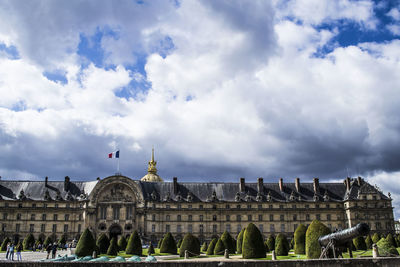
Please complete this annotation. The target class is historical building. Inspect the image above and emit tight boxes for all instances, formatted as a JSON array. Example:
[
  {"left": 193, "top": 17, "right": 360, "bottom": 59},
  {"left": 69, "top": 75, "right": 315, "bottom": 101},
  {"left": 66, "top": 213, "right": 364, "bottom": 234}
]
[{"left": 0, "top": 150, "right": 395, "bottom": 244}]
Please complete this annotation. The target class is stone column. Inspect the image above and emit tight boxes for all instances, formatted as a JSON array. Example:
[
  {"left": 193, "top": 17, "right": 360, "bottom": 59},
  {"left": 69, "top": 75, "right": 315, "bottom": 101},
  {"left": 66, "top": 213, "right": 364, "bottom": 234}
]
[
  {"left": 272, "top": 250, "right": 276, "bottom": 260},
  {"left": 224, "top": 249, "right": 229, "bottom": 259}
]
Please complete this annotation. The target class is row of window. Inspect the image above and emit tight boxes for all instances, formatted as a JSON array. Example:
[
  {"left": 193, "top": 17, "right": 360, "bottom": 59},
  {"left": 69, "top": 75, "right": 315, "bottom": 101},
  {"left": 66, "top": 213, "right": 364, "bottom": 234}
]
[
  {"left": 2, "top": 213, "right": 81, "bottom": 221},
  {"left": 2, "top": 223, "right": 82, "bottom": 234},
  {"left": 151, "top": 203, "right": 343, "bottom": 210},
  {"left": 2, "top": 203, "right": 83, "bottom": 208},
  {"left": 99, "top": 206, "right": 133, "bottom": 220},
  {"left": 152, "top": 213, "right": 339, "bottom": 222}
]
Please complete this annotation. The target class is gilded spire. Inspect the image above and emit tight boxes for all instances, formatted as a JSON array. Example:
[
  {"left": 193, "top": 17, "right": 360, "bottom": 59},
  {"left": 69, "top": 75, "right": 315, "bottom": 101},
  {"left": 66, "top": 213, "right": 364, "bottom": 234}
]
[
  {"left": 148, "top": 147, "right": 157, "bottom": 174},
  {"left": 141, "top": 146, "right": 163, "bottom": 182}
]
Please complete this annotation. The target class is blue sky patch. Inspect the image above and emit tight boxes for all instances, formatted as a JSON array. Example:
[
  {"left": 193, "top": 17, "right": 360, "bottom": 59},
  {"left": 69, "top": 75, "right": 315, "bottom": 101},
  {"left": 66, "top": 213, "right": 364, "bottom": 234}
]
[
  {"left": 43, "top": 70, "right": 68, "bottom": 85},
  {"left": 0, "top": 43, "right": 19, "bottom": 59}
]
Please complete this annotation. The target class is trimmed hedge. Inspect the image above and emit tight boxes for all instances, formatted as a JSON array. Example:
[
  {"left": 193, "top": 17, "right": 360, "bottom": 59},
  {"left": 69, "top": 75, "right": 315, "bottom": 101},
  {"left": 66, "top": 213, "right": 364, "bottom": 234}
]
[
  {"left": 148, "top": 243, "right": 155, "bottom": 255},
  {"left": 58, "top": 235, "right": 67, "bottom": 247},
  {"left": 107, "top": 237, "right": 118, "bottom": 256},
  {"left": 201, "top": 242, "right": 207, "bottom": 252},
  {"left": 158, "top": 238, "right": 163, "bottom": 248},
  {"left": 275, "top": 233, "right": 289, "bottom": 256},
  {"left": 386, "top": 233, "right": 397, "bottom": 248},
  {"left": 266, "top": 235, "right": 275, "bottom": 252},
  {"left": 75, "top": 228, "right": 97, "bottom": 257},
  {"left": 206, "top": 238, "right": 217, "bottom": 255},
  {"left": 118, "top": 235, "right": 127, "bottom": 251},
  {"left": 305, "top": 220, "right": 331, "bottom": 259},
  {"left": 372, "top": 233, "right": 380, "bottom": 244},
  {"left": 236, "top": 228, "right": 245, "bottom": 254},
  {"left": 353, "top": 236, "right": 367, "bottom": 251},
  {"left": 126, "top": 231, "right": 142, "bottom": 256},
  {"left": 221, "top": 231, "right": 236, "bottom": 254},
  {"left": 160, "top": 232, "right": 177, "bottom": 254},
  {"left": 214, "top": 238, "right": 225, "bottom": 255},
  {"left": 23, "top": 233, "right": 35, "bottom": 250},
  {"left": 1, "top": 237, "right": 11, "bottom": 251},
  {"left": 242, "top": 223, "right": 266, "bottom": 259},
  {"left": 179, "top": 233, "right": 200, "bottom": 257},
  {"left": 96, "top": 233, "right": 110, "bottom": 254},
  {"left": 294, "top": 224, "right": 307, "bottom": 254},
  {"left": 377, "top": 238, "right": 399, "bottom": 256},
  {"left": 365, "top": 235, "right": 373, "bottom": 249},
  {"left": 43, "top": 236, "right": 52, "bottom": 248},
  {"left": 177, "top": 239, "right": 182, "bottom": 248}
]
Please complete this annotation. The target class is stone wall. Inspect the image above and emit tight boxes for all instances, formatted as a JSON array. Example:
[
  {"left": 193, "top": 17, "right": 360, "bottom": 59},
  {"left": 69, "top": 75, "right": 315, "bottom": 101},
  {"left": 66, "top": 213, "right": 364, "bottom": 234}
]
[{"left": 1, "top": 258, "right": 400, "bottom": 267}]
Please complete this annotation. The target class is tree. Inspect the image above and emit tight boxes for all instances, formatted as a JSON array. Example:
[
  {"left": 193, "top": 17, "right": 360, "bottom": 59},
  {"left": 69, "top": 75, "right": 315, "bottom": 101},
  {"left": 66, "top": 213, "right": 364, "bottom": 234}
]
[
  {"left": 305, "top": 220, "right": 331, "bottom": 259},
  {"left": 372, "top": 233, "right": 380, "bottom": 244},
  {"left": 58, "top": 234, "right": 67, "bottom": 247},
  {"left": 266, "top": 235, "right": 275, "bottom": 253},
  {"left": 221, "top": 231, "right": 236, "bottom": 254},
  {"left": 242, "top": 223, "right": 266, "bottom": 259},
  {"left": 377, "top": 238, "right": 399, "bottom": 256},
  {"left": 43, "top": 236, "right": 52, "bottom": 248},
  {"left": 158, "top": 238, "right": 163, "bottom": 248},
  {"left": 353, "top": 236, "right": 367, "bottom": 250},
  {"left": 107, "top": 237, "right": 118, "bottom": 256},
  {"left": 365, "top": 235, "right": 373, "bottom": 249},
  {"left": 96, "top": 233, "right": 110, "bottom": 254},
  {"left": 206, "top": 238, "right": 217, "bottom": 255},
  {"left": 1, "top": 237, "right": 11, "bottom": 251},
  {"left": 148, "top": 243, "right": 155, "bottom": 255},
  {"left": 126, "top": 231, "right": 142, "bottom": 255},
  {"left": 118, "top": 235, "right": 127, "bottom": 251},
  {"left": 386, "top": 233, "right": 397, "bottom": 248},
  {"left": 294, "top": 224, "right": 307, "bottom": 254},
  {"left": 75, "top": 228, "right": 97, "bottom": 257},
  {"left": 201, "top": 242, "right": 207, "bottom": 252},
  {"left": 160, "top": 232, "right": 177, "bottom": 254},
  {"left": 23, "top": 233, "right": 35, "bottom": 250},
  {"left": 275, "top": 233, "right": 289, "bottom": 256},
  {"left": 214, "top": 238, "right": 225, "bottom": 255},
  {"left": 179, "top": 233, "right": 200, "bottom": 257},
  {"left": 264, "top": 241, "right": 270, "bottom": 253},
  {"left": 236, "top": 228, "right": 246, "bottom": 254}
]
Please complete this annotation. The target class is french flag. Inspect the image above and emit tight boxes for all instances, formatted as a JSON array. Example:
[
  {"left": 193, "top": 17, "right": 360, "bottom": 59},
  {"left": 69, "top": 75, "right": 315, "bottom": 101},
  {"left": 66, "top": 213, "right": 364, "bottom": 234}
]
[{"left": 108, "top": 150, "right": 120, "bottom": 158}]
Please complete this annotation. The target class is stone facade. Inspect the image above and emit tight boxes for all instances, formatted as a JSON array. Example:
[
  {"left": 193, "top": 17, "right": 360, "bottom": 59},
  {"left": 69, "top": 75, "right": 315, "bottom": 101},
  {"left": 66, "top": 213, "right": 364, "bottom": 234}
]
[{"left": 0, "top": 159, "right": 395, "bottom": 245}]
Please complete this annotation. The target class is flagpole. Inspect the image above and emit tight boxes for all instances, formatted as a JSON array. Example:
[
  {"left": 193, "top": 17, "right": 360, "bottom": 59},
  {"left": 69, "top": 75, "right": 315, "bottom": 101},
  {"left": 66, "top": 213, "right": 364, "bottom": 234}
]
[{"left": 117, "top": 157, "right": 120, "bottom": 174}]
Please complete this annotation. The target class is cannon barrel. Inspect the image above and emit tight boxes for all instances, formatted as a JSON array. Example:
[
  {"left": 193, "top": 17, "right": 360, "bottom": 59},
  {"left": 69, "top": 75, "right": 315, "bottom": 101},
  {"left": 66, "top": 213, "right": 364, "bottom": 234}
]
[{"left": 318, "top": 223, "right": 370, "bottom": 247}]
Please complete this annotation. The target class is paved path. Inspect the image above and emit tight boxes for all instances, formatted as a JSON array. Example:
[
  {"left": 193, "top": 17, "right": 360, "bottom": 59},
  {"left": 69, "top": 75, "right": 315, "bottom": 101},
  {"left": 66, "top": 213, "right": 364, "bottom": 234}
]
[{"left": 0, "top": 250, "right": 70, "bottom": 262}]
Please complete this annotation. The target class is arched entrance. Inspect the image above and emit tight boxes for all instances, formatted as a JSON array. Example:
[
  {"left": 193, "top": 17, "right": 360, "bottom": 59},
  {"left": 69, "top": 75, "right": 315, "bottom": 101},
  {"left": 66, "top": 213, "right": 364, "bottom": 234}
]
[{"left": 109, "top": 224, "right": 122, "bottom": 239}]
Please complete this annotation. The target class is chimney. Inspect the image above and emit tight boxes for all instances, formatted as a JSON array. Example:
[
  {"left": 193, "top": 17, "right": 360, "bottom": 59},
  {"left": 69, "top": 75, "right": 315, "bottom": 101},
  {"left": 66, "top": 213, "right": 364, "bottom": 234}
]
[
  {"left": 357, "top": 176, "right": 362, "bottom": 186},
  {"left": 313, "top": 178, "right": 320, "bottom": 194},
  {"left": 240, "top": 177, "right": 245, "bottom": 192},
  {"left": 257, "top": 177, "right": 263, "bottom": 193},
  {"left": 45, "top": 176, "right": 48, "bottom": 187},
  {"left": 64, "top": 176, "right": 70, "bottom": 192},
  {"left": 173, "top": 177, "right": 179, "bottom": 194},
  {"left": 279, "top": 178, "right": 283, "bottom": 192},
  {"left": 345, "top": 177, "right": 351, "bottom": 191},
  {"left": 295, "top": 178, "right": 300, "bottom": 192}
]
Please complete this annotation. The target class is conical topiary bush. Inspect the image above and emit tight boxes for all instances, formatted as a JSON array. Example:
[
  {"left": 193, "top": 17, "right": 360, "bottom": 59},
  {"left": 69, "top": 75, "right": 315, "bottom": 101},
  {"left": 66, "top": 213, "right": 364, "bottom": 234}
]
[
  {"left": 305, "top": 220, "right": 331, "bottom": 259},
  {"left": 126, "top": 231, "right": 142, "bottom": 256},
  {"left": 75, "top": 228, "right": 97, "bottom": 257},
  {"left": 372, "top": 233, "right": 380, "bottom": 244},
  {"left": 23, "top": 233, "right": 35, "bottom": 250},
  {"left": 43, "top": 236, "right": 52, "bottom": 248},
  {"left": 386, "top": 233, "right": 397, "bottom": 248},
  {"left": 148, "top": 243, "right": 155, "bottom": 255},
  {"left": 177, "top": 239, "right": 182, "bottom": 248},
  {"left": 158, "top": 238, "right": 162, "bottom": 248},
  {"left": 353, "top": 236, "right": 367, "bottom": 250},
  {"left": 201, "top": 242, "right": 207, "bottom": 252},
  {"left": 214, "top": 238, "right": 225, "bottom": 255},
  {"left": 206, "top": 238, "right": 217, "bottom": 255},
  {"left": 221, "top": 231, "right": 235, "bottom": 254},
  {"left": 294, "top": 224, "right": 307, "bottom": 254},
  {"left": 275, "top": 233, "right": 289, "bottom": 256},
  {"left": 179, "top": 233, "right": 200, "bottom": 257},
  {"left": 160, "top": 232, "right": 177, "bottom": 254},
  {"left": 266, "top": 235, "right": 275, "bottom": 253},
  {"left": 365, "top": 235, "right": 373, "bottom": 249},
  {"left": 96, "top": 233, "right": 110, "bottom": 254},
  {"left": 1, "top": 237, "right": 11, "bottom": 251},
  {"left": 242, "top": 223, "right": 266, "bottom": 259},
  {"left": 107, "top": 237, "right": 118, "bottom": 256},
  {"left": 118, "top": 235, "right": 127, "bottom": 251},
  {"left": 237, "top": 228, "right": 245, "bottom": 254}
]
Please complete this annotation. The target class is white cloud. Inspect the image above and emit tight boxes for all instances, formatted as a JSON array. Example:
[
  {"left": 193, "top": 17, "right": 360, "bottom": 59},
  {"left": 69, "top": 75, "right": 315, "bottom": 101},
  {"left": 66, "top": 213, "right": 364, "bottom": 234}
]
[
  {"left": 387, "top": 7, "right": 400, "bottom": 21},
  {"left": 387, "top": 24, "right": 400, "bottom": 35}
]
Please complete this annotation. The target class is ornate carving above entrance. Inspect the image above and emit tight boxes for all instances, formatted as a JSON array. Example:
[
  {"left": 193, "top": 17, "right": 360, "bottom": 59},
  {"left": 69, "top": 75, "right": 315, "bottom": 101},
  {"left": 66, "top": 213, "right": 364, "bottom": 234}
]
[{"left": 100, "top": 184, "right": 134, "bottom": 202}]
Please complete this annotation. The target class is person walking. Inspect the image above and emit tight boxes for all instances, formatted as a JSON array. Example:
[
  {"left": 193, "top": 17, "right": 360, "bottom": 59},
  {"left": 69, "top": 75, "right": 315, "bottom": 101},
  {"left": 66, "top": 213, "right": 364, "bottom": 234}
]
[
  {"left": 5, "top": 242, "right": 10, "bottom": 259},
  {"left": 16, "top": 243, "right": 22, "bottom": 261},
  {"left": 51, "top": 243, "right": 57, "bottom": 259},
  {"left": 46, "top": 243, "right": 52, "bottom": 259},
  {"left": 9, "top": 243, "right": 14, "bottom": 261}
]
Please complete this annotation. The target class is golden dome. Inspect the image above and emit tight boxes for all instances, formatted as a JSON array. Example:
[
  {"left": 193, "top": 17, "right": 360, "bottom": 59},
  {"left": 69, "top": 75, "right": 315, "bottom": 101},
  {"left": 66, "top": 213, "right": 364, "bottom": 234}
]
[{"left": 140, "top": 148, "right": 163, "bottom": 182}]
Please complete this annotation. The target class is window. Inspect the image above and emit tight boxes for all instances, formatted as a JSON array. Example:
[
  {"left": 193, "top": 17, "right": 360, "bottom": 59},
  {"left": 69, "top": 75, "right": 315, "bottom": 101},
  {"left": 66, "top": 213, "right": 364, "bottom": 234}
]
[
  {"left": 79, "top": 214, "right": 82, "bottom": 221},
  {"left": 305, "top": 204, "right": 309, "bottom": 209},
  {"left": 306, "top": 214, "right": 310, "bottom": 220},
  {"left": 199, "top": 215, "right": 203, "bottom": 222},
  {"left": 269, "top": 214, "right": 274, "bottom": 221},
  {"left": 326, "top": 204, "right": 330, "bottom": 208},
  {"left": 280, "top": 214, "right": 284, "bottom": 221},
  {"left": 65, "top": 214, "right": 69, "bottom": 221},
  {"left": 293, "top": 214, "right": 297, "bottom": 221},
  {"left": 54, "top": 214, "right": 58, "bottom": 221},
  {"left": 259, "top": 224, "right": 263, "bottom": 233},
  {"left": 212, "top": 205, "right": 217, "bottom": 209},
  {"left": 41, "top": 224, "right": 45, "bottom": 232},
  {"left": 1, "top": 224, "right": 5, "bottom": 231},
  {"left": 280, "top": 224, "right": 285, "bottom": 232},
  {"left": 126, "top": 206, "right": 133, "bottom": 220},
  {"left": 327, "top": 214, "right": 331, "bottom": 220},
  {"left": 199, "top": 224, "right": 204, "bottom": 233},
  {"left": 226, "top": 224, "right": 231, "bottom": 232},
  {"left": 166, "top": 225, "right": 170, "bottom": 232},
  {"left": 237, "top": 224, "right": 242, "bottom": 233},
  {"left": 52, "top": 224, "right": 57, "bottom": 233},
  {"left": 213, "top": 215, "right": 217, "bottom": 221},
  {"left": 316, "top": 214, "right": 321, "bottom": 220},
  {"left": 4, "top": 203, "right": 8, "bottom": 207},
  {"left": 375, "top": 222, "right": 381, "bottom": 230},
  {"left": 258, "top": 204, "right": 262, "bottom": 209},
  {"left": 237, "top": 215, "right": 241, "bottom": 222},
  {"left": 259, "top": 214, "right": 263, "bottom": 221},
  {"left": 166, "top": 215, "right": 170, "bottom": 221},
  {"left": 199, "top": 205, "right": 203, "bottom": 209},
  {"left": 17, "top": 213, "right": 21, "bottom": 220},
  {"left": 55, "top": 204, "right": 58, "bottom": 208},
  {"left": 30, "top": 224, "right": 34, "bottom": 233},
  {"left": 152, "top": 204, "right": 156, "bottom": 209},
  {"left": 66, "top": 203, "right": 70, "bottom": 208},
  {"left": 64, "top": 224, "right": 68, "bottom": 233},
  {"left": 152, "top": 214, "right": 156, "bottom": 221},
  {"left": 16, "top": 224, "right": 20, "bottom": 233},
  {"left": 237, "top": 204, "right": 241, "bottom": 209},
  {"left": 248, "top": 215, "right": 252, "bottom": 221},
  {"left": 316, "top": 204, "right": 319, "bottom": 208},
  {"left": 78, "top": 224, "right": 81, "bottom": 233},
  {"left": 269, "top": 204, "right": 273, "bottom": 209},
  {"left": 177, "top": 215, "right": 182, "bottom": 222},
  {"left": 226, "top": 204, "right": 230, "bottom": 209},
  {"left": 42, "top": 214, "right": 46, "bottom": 221},
  {"left": 226, "top": 215, "right": 230, "bottom": 221},
  {"left": 3, "top": 213, "right": 7, "bottom": 220},
  {"left": 294, "top": 224, "right": 298, "bottom": 231},
  {"left": 279, "top": 205, "right": 283, "bottom": 209},
  {"left": 31, "top": 214, "right": 36, "bottom": 221},
  {"left": 166, "top": 205, "right": 170, "bottom": 209},
  {"left": 177, "top": 225, "right": 182, "bottom": 233},
  {"left": 188, "top": 215, "right": 192, "bottom": 221},
  {"left": 178, "top": 204, "right": 182, "bottom": 209},
  {"left": 270, "top": 224, "right": 275, "bottom": 232},
  {"left": 213, "top": 224, "right": 217, "bottom": 233},
  {"left": 152, "top": 225, "right": 155, "bottom": 233},
  {"left": 188, "top": 224, "right": 193, "bottom": 233},
  {"left": 113, "top": 206, "right": 120, "bottom": 220},
  {"left": 18, "top": 203, "right": 22, "bottom": 208},
  {"left": 32, "top": 203, "right": 36, "bottom": 208},
  {"left": 188, "top": 205, "right": 192, "bottom": 209}
]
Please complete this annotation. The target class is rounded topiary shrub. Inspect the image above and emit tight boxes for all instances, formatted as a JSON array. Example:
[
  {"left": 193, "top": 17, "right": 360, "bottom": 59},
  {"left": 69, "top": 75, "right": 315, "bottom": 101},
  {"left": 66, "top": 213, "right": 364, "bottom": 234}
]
[
  {"left": 158, "top": 238, "right": 163, "bottom": 248},
  {"left": 43, "top": 236, "right": 52, "bottom": 248},
  {"left": 206, "top": 238, "right": 217, "bottom": 255},
  {"left": 386, "top": 233, "right": 397, "bottom": 248},
  {"left": 179, "top": 233, "right": 200, "bottom": 257},
  {"left": 266, "top": 235, "right": 275, "bottom": 253},
  {"left": 365, "top": 235, "right": 373, "bottom": 249},
  {"left": 75, "top": 228, "right": 97, "bottom": 257},
  {"left": 372, "top": 233, "right": 380, "bottom": 244},
  {"left": 96, "top": 233, "right": 110, "bottom": 254},
  {"left": 118, "top": 235, "right": 127, "bottom": 251},
  {"left": 242, "top": 223, "right": 266, "bottom": 259},
  {"left": 58, "top": 234, "right": 67, "bottom": 247},
  {"left": 126, "top": 231, "right": 142, "bottom": 256},
  {"left": 275, "top": 233, "right": 289, "bottom": 256},
  {"left": 148, "top": 243, "right": 155, "bottom": 255},
  {"left": 264, "top": 241, "right": 270, "bottom": 252},
  {"left": 160, "top": 232, "right": 177, "bottom": 254},
  {"left": 23, "top": 233, "right": 35, "bottom": 250},
  {"left": 107, "top": 237, "right": 118, "bottom": 256},
  {"left": 201, "top": 242, "right": 207, "bottom": 252},
  {"left": 294, "top": 224, "right": 307, "bottom": 254},
  {"left": 353, "top": 236, "right": 367, "bottom": 251},
  {"left": 377, "top": 238, "right": 399, "bottom": 256},
  {"left": 1, "top": 237, "right": 11, "bottom": 251},
  {"left": 237, "top": 228, "right": 245, "bottom": 254},
  {"left": 305, "top": 220, "right": 331, "bottom": 259},
  {"left": 221, "top": 231, "right": 236, "bottom": 254},
  {"left": 214, "top": 238, "right": 225, "bottom": 255}
]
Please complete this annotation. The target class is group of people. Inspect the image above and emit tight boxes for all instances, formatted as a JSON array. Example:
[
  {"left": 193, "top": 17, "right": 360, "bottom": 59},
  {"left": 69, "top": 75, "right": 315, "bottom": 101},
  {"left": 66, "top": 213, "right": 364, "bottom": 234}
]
[
  {"left": 5, "top": 242, "right": 23, "bottom": 261},
  {"left": 46, "top": 243, "right": 58, "bottom": 259}
]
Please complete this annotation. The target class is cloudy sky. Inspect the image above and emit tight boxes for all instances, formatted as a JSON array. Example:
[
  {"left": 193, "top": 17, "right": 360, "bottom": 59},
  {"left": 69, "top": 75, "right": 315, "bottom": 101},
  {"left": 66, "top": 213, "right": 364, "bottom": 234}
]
[{"left": 0, "top": 0, "right": 400, "bottom": 215}]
